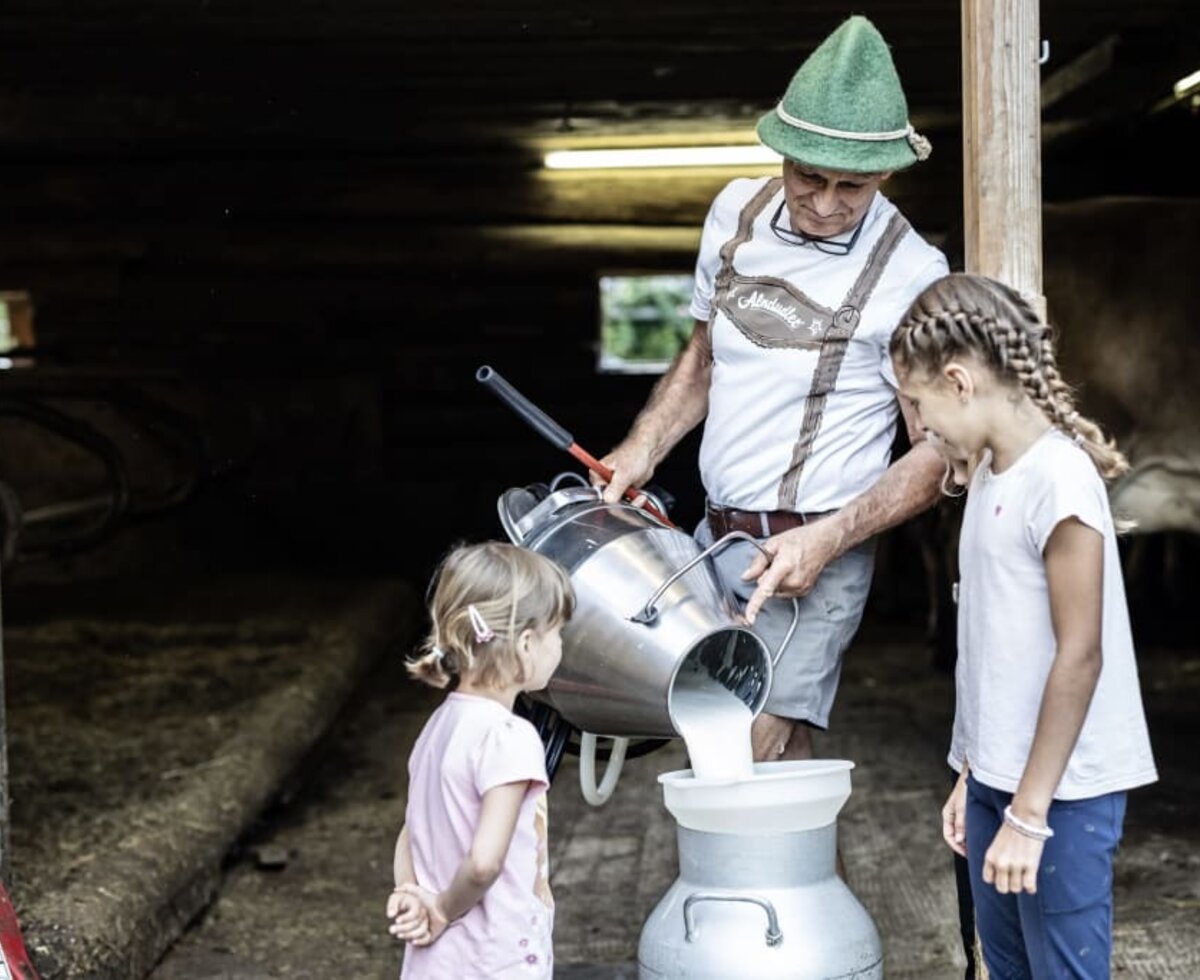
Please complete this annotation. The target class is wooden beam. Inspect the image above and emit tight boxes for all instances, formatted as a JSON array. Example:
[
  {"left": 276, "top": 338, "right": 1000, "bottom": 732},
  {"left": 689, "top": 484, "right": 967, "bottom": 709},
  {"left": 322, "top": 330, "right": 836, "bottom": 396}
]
[
  {"left": 0, "top": 221, "right": 702, "bottom": 269},
  {"left": 0, "top": 84, "right": 964, "bottom": 156},
  {"left": 961, "top": 0, "right": 1044, "bottom": 313},
  {"left": 0, "top": 159, "right": 959, "bottom": 231},
  {"left": 1040, "top": 34, "right": 1119, "bottom": 112}
]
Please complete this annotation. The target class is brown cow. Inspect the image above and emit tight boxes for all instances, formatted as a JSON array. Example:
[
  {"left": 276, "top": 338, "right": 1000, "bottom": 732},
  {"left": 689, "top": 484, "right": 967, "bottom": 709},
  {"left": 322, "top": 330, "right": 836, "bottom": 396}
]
[{"left": 1046, "top": 197, "right": 1200, "bottom": 535}]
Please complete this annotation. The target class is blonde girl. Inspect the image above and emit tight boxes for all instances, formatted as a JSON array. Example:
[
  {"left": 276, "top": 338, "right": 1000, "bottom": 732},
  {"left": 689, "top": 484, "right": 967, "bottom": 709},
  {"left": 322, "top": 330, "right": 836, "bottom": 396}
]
[
  {"left": 890, "top": 273, "right": 1156, "bottom": 979},
  {"left": 386, "top": 541, "right": 574, "bottom": 979}
]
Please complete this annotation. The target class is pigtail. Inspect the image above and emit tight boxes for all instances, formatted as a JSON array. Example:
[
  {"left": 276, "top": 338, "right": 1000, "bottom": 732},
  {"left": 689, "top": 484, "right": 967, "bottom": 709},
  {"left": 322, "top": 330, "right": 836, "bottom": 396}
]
[
  {"left": 1067, "top": 414, "right": 1129, "bottom": 481},
  {"left": 408, "top": 603, "right": 487, "bottom": 691},
  {"left": 993, "top": 288, "right": 1129, "bottom": 481},
  {"left": 406, "top": 637, "right": 456, "bottom": 689},
  {"left": 1035, "top": 337, "right": 1128, "bottom": 479}
]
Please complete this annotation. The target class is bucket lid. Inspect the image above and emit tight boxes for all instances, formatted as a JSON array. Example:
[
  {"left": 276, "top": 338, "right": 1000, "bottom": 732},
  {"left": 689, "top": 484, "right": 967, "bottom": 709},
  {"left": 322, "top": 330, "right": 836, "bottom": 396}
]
[
  {"left": 497, "top": 486, "right": 547, "bottom": 544},
  {"left": 497, "top": 482, "right": 617, "bottom": 545}
]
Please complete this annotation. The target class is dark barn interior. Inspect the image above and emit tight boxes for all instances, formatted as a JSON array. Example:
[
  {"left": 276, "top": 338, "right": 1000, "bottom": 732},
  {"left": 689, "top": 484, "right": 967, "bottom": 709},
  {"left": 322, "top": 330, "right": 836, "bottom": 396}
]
[{"left": 0, "top": 2, "right": 1198, "bottom": 978}]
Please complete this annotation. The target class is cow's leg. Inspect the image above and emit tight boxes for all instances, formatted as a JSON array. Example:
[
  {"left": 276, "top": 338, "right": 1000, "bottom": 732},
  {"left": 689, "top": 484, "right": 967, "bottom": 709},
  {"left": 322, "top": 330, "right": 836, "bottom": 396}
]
[
  {"left": 1163, "top": 531, "right": 1195, "bottom": 613},
  {"left": 917, "top": 502, "right": 961, "bottom": 674}
]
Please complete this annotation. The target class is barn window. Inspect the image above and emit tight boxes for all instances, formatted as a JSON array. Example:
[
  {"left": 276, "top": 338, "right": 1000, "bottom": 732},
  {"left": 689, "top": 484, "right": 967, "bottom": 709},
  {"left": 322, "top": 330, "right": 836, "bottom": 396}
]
[
  {"left": 0, "top": 291, "right": 35, "bottom": 366},
  {"left": 597, "top": 273, "right": 694, "bottom": 374}
]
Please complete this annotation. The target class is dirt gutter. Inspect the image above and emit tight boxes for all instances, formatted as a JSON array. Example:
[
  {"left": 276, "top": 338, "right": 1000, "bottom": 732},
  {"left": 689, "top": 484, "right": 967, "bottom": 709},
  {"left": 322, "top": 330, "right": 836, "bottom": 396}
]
[{"left": 18, "top": 579, "right": 416, "bottom": 980}]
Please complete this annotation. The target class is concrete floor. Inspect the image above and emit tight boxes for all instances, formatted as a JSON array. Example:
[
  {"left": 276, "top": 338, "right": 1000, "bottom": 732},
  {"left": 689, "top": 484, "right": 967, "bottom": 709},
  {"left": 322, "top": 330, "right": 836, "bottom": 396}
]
[{"left": 148, "top": 623, "right": 1200, "bottom": 979}]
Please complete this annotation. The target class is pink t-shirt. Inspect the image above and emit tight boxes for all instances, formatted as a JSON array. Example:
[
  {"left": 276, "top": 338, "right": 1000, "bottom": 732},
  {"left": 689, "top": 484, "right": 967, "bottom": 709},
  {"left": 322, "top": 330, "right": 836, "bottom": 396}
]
[{"left": 401, "top": 693, "right": 553, "bottom": 980}]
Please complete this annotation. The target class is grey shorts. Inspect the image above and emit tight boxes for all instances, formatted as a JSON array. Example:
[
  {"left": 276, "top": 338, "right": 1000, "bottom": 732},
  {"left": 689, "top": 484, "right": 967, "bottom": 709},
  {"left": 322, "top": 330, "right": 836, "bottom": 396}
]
[{"left": 695, "top": 519, "right": 875, "bottom": 729}]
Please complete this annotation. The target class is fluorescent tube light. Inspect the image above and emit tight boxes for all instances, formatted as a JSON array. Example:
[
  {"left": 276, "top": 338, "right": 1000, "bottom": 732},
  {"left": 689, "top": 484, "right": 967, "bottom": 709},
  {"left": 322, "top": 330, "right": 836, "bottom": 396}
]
[
  {"left": 544, "top": 145, "right": 782, "bottom": 170},
  {"left": 1175, "top": 69, "right": 1200, "bottom": 99}
]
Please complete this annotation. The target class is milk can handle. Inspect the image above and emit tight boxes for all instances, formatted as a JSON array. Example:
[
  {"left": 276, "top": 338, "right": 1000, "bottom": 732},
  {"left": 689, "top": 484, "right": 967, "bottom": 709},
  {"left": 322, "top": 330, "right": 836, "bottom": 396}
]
[
  {"left": 578, "top": 732, "right": 629, "bottom": 807},
  {"left": 683, "top": 892, "right": 783, "bottom": 948},
  {"left": 630, "top": 531, "right": 799, "bottom": 666}
]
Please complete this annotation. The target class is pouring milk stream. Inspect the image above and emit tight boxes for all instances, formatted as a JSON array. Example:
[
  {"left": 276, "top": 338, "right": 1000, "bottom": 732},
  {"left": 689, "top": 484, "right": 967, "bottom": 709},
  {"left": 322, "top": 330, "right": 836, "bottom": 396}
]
[{"left": 670, "top": 665, "right": 756, "bottom": 781}]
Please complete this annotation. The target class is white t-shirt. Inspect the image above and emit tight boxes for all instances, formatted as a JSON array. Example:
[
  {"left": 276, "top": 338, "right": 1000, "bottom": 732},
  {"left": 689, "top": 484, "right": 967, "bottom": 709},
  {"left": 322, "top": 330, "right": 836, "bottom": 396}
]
[
  {"left": 403, "top": 693, "right": 553, "bottom": 979},
  {"left": 690, "top": 177, "right": 947, "bottom": 512},
  {"left": 949, "top": 430, "right": 1158, "bottom": 799}
]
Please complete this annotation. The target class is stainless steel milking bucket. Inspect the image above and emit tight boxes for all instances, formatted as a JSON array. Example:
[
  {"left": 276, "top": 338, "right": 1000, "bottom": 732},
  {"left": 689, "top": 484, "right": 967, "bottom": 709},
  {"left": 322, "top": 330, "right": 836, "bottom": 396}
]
[{"left": 498, "top": 479, "right": 780, "bottom": 739}]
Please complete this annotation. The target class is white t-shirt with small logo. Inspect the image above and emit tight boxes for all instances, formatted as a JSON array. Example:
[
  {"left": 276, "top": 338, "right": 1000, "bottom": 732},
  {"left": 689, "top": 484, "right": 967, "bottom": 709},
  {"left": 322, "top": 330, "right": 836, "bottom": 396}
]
[
  {"left": 950, "top": 430, "right": 1157, "bottom": 799},
  {"left": 690, "top": 177, "right": 947, "bottom": 512}
]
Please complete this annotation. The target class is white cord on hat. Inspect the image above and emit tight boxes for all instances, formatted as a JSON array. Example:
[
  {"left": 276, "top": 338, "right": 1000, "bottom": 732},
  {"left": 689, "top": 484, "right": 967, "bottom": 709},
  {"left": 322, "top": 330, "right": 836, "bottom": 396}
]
[{"left": 774, "top": 105, "right": 932, "bottom": 161}]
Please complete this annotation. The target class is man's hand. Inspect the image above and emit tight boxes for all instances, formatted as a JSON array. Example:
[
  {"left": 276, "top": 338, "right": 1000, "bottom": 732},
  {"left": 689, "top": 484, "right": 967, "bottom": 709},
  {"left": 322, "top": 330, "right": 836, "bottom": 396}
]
[
  {"left": 942, "top": 771, "right": 969, "bottom": 857},
  {"left": 593, "top": 439, "right": 656, "bottom": 505},
  {"left": 741, "top": 519, "right": 843, "bottom": 623}
]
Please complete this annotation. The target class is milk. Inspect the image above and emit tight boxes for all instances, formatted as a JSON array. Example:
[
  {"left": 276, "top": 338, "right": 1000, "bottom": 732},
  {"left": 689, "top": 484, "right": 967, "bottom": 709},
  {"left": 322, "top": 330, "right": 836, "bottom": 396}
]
[{"left": 670, "top": 666, "right": 755, "bottom": 781}]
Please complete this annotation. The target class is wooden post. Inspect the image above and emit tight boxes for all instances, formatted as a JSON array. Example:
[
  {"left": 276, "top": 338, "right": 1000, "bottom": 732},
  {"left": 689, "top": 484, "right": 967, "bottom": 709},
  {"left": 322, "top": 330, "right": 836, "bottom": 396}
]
[{"left": 962, "top": 0, "right": 1045, "bottom": 318}]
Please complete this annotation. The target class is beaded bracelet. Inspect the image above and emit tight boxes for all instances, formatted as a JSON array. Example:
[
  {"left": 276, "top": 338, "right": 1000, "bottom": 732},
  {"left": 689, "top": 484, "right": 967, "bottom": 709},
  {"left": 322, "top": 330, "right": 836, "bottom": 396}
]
[{"left": 1003, "top": 804, "right": 1054, "bottom": 841}]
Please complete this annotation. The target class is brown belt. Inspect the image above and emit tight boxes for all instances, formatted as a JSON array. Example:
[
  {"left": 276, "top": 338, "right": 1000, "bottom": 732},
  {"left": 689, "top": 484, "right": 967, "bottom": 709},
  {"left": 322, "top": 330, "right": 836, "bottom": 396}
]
[{"left": 706, "top": 502, "right": 834, "bottom": 540}]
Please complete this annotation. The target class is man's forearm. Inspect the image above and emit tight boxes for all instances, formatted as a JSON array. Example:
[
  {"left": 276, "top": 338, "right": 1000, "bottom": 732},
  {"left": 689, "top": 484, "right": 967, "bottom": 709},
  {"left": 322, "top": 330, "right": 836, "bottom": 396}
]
[
  {"left": 825, "top": 440, "right": 944, "bottom": 555},
  {"left": 626, "top": 324, "right": 712, "bottom": 465}
]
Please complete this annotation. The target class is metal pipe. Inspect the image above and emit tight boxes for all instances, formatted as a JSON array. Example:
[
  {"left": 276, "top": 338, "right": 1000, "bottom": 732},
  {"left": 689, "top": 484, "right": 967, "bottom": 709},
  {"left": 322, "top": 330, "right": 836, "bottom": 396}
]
[{"left": 477, "top": 365, "right": 672, "bottom": 525}]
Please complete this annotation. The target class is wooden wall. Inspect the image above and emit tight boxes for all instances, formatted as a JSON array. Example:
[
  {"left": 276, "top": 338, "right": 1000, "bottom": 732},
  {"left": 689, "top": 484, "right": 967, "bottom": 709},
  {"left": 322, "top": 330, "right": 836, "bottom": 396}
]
[
  {"left": 0, "top": 125, "right": 966, "bottom": 584},
  {"left": 0, "top": 0, "right": 1195, "bottom": 585}
]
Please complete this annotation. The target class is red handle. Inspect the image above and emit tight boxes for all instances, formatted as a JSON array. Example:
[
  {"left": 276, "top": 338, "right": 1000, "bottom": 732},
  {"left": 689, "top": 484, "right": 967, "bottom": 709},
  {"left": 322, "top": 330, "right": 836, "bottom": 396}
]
[{"left": 567, "top": 443, "right": 673, "bottom": 527}]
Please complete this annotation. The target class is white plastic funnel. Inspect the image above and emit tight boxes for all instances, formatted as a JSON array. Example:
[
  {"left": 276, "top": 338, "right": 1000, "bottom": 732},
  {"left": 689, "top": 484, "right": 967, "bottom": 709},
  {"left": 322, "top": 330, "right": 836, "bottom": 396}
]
[{"left": 659, "top": 759, "right": 855, "bottom": 835}]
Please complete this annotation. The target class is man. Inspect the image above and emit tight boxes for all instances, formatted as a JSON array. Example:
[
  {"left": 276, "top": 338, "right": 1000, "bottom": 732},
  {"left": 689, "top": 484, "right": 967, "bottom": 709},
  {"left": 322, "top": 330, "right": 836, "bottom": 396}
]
[{"left": 597, "top": 16, "right": 948, "bottom": 764}]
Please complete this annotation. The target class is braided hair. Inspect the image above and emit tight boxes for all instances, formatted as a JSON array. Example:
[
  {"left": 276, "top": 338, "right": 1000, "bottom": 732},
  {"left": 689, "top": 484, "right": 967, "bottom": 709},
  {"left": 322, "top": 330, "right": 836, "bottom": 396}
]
[{"left": 890, "top": 273, "right": 1127, "bottom": 480}]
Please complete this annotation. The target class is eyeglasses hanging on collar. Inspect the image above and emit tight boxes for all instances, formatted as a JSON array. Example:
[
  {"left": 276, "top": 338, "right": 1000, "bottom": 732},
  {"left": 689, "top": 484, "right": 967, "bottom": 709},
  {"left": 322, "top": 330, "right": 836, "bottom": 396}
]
[{"left": 768, "top": 200, "right": 866, "bottom": 256}]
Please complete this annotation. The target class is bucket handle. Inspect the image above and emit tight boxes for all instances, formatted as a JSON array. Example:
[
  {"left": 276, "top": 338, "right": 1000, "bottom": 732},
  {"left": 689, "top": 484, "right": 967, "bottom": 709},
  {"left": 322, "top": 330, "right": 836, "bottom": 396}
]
[
  {"left": 683, "top": 891, "right": 783, "bottom": 948},
  {"left": 578, "top": 732, "right": 629, "bottom": 806},
  {"left": 630, "top": 531, "right": 799, "bottom": 667}
]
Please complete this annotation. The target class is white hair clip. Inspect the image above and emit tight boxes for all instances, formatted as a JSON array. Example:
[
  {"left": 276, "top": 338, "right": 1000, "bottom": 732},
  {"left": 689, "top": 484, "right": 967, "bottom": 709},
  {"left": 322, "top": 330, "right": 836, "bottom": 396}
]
[
  {"left": 430, "top": 645, "right": 447, "bottom": 662},
  {"left": 467, "top": 605, "right": 496, "bottom": 643}
]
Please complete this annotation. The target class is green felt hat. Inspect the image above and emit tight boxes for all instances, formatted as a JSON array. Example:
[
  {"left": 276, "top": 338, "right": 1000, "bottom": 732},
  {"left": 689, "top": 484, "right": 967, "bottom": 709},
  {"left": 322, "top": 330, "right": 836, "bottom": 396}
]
[{"left": 757, "top": 16, "right": 931, "bottom": 173}]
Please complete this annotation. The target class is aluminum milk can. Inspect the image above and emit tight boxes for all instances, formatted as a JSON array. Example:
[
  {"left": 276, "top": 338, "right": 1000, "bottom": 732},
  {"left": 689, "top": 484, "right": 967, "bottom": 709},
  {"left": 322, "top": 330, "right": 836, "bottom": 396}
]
[{"left": 639, "top": 760, "right": 883, "bottom": 979}]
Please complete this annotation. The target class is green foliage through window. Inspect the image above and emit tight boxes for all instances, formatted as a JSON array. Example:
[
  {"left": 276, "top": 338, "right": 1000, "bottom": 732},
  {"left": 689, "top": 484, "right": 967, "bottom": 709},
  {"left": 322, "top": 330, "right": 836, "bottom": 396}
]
[{"left": 598, "top": 274, "right": 694, "bottom": 373}]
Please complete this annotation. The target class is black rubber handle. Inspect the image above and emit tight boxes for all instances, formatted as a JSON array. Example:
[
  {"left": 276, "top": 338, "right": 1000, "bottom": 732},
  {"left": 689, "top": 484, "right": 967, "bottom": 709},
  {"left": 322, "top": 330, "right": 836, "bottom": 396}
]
[{"left": 477, "top": 365, "right": 574, "bottom": 451}]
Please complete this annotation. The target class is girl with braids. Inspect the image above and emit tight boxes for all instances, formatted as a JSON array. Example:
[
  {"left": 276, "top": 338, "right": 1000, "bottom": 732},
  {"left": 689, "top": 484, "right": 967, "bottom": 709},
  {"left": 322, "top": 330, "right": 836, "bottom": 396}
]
[
  {"left": 890, "top": 273, "right": 1156, "bottom": 979},
  {"left": 385, "top": 541, "right": 574, "bottom": 979}
]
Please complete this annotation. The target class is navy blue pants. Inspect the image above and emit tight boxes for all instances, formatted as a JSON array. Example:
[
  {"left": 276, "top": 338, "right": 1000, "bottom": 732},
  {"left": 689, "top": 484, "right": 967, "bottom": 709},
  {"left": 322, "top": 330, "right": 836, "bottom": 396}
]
[{"left": 966, "top": 774, "right": 1126, "bottom": 980}]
